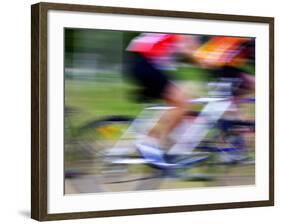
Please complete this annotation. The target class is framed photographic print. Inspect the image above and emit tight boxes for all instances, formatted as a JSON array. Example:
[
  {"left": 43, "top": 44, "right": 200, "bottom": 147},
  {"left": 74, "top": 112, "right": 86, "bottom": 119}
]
[{"left": 31, "top": 2, "right": 274, "bottom": 221}]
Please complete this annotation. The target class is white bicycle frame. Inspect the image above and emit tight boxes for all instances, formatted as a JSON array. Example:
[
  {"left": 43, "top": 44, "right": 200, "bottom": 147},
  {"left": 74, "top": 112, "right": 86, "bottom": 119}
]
[{"left": 106, "top": 81, "right": 235, "bottom": 161}]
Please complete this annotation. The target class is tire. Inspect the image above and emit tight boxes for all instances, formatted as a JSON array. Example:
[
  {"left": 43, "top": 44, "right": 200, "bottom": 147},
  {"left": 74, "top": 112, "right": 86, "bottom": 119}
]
[
  {"left": 67, "top": 115, "right": 163, "bottom": 193},
  {"left": 176, "top": 116, "right": 255, "bottom": 187}
]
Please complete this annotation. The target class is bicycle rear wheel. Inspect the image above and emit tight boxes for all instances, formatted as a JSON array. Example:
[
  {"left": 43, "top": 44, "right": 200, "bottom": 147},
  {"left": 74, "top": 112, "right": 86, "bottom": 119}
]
[{"left": 66, "top": 116, "right": 163, "bottom": 193}]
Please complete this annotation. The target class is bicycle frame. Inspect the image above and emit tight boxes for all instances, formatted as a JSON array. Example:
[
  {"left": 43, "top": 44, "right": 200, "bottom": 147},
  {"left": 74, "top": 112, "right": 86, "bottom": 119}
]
[
  {"left": 105, "top": 97, "right": 232, "bottom": 163},
  {"left": 169, "top": 98, "right": 232, "bottom": 154},
  {"left": 106, "top": 80, "right": 254, "bottom": 168}
]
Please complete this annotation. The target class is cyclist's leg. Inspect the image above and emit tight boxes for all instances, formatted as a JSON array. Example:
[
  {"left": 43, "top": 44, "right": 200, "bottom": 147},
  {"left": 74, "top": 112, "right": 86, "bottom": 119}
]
[
  {"left": 158, "top": 83, "right": 187, "bottom": 141},
  {"left": 127, "top": 53, "right": 189, "bottom": 148}
]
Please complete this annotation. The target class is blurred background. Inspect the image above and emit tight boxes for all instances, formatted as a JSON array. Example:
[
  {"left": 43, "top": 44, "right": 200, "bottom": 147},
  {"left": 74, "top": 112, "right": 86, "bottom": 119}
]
[{"left": 64, "top": 29, "right": 255, "bottom": 194}]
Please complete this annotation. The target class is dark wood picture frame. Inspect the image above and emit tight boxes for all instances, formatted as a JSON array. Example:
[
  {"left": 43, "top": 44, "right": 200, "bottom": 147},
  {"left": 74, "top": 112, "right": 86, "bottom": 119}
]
[{"left": 31, "top": 2, "right": 274, "bottom": 221}]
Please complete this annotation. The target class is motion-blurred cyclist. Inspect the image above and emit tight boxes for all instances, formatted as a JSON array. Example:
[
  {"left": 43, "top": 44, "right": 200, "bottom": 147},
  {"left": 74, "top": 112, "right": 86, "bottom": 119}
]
[
  {"left": 126, "top": 33, "right": 254, "bottom": 157},
  {"left": 126, "top": 33, "right": 198, "bottom": 149}
]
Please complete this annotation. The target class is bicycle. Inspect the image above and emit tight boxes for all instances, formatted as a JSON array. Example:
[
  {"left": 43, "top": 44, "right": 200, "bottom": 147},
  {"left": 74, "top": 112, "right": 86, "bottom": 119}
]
[{"left": 65, "top": 77, "right": 255, "bottom": 193}]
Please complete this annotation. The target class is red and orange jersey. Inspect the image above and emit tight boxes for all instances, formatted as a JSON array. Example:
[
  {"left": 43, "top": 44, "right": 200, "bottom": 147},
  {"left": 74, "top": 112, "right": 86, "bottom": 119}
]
[{"left": 193, "top": 36, "right": 250, "bottom": 67}]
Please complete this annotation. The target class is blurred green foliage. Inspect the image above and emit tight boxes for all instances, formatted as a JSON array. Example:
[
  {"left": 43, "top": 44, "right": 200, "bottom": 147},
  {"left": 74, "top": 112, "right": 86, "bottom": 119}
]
[{"left": 65, "top": 29, "right": 122, "bottom": 63}]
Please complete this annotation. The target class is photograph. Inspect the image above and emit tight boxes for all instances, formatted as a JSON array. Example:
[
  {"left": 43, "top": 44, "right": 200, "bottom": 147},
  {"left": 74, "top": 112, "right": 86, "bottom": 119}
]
[
  {"left": 64, "top": 29, "right": 256, "bottom": 194},
  {"left": 31, "top": 2, "right": 274, "bottom": 220}
]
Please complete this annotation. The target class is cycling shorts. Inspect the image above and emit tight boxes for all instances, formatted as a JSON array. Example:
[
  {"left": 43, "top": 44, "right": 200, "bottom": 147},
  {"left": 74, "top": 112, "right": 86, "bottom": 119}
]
[{"left": 127, "top": 53, "right": 170, "bottom": 100}]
